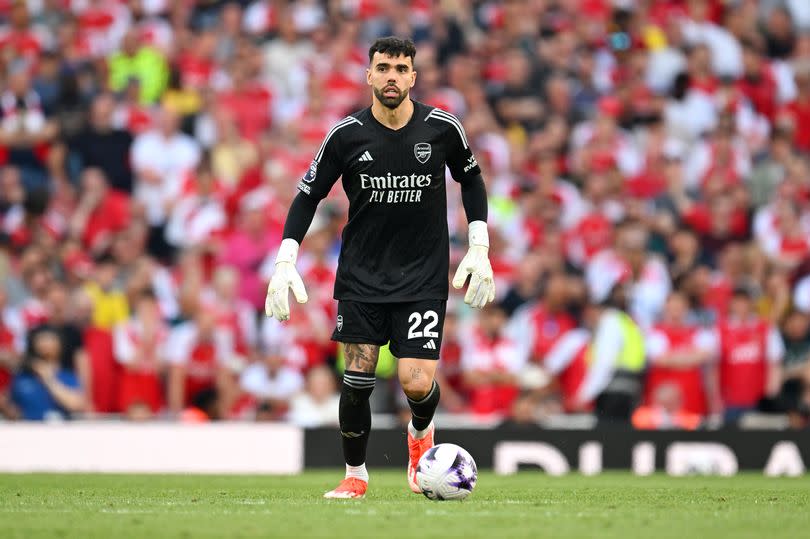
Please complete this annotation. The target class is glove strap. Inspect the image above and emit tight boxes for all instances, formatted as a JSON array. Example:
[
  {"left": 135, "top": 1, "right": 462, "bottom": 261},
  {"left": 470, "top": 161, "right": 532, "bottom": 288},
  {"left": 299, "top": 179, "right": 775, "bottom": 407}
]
[
  {"left": 468, "top": 220, "right": 489, "bottom": 249},
  {"left": 276, "top": 238, "right": 300, "bottom": 265}
]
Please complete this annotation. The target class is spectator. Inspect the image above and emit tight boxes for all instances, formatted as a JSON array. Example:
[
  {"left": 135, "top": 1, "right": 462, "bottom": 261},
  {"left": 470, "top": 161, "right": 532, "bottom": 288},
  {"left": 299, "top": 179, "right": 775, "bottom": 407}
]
[
  {"left": 113, "top": 289, "right": 168, "bottom": 419},
  {"left": 107, "top": 29, "right": 168, "bottom": 105},
  {"left": 239, "top": 346, "right": 304, "bottom": 421},
  {"left": 0, "top": 287, "right": 22, "bottom": 418},
  {"left": 83, "top": 254, "right": 128, "bottom": 331},
  {"left": 288, "top": 365, "right": 340, "bottom": 427},
  {"left": 165, "top": 307, "right": 237, "bottom": 417},
  {"left": 26, "top": 281, "right": 91, "bottom": 408},
  {"left": 68, "top": 168, "right": 130, "bottom": 255},
  {"left": 131, "top": 105, "right": 200, "bottom": 260},
  {"left": 576, "top": 261, "right": 646, "bottom": 422},
  {"left": 69, "top": 93, "right": 134, "bottom": 193},
  {"left": 631, "top": 383, "right": 702, "bottom": 430},
  {"left": 11, "top": 328, "right": 86, "bottom": 420},
  {"left": 164, "top": 157, "right": 227, "bottom": 252},
  {"left": 460, "top": 302, "right": 526, "bottom": 418},
  {"left": 710, "top": 287, "right": 784, "bottom": 424},
  {"left": 644, "top": 291, "right": 717, "bottom": 417},
  {"left": 0, "top": 60, "right": 58, "bottom": 190}
]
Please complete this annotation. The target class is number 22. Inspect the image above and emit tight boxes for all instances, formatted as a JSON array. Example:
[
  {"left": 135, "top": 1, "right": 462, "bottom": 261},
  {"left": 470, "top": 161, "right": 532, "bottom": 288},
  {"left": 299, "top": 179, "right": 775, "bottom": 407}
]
[{"left": 407, "top": 310, "right": 439, "bottom": 339}]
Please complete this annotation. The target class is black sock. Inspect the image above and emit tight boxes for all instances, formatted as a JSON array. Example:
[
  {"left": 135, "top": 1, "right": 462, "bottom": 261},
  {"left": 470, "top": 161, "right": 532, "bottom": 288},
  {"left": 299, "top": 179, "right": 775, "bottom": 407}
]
[
  {"left": 340, "top": 370, "right": 375, "bottom": 466},
  {"left": 407, "top": 380, "right": 440, "bottom": 431}
]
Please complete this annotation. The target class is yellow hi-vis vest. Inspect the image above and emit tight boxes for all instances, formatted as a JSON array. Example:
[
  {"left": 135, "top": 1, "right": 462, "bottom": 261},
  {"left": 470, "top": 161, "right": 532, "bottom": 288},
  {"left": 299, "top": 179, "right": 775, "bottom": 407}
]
[{"left": 585, "top": 310, "right": 645, "bottom": 373}]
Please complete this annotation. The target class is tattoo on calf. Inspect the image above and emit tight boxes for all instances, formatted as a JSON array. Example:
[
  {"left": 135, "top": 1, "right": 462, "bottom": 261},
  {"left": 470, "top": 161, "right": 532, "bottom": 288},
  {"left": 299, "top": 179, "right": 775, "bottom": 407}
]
[{"left": 344, "top": 343, "right": 380, "bottom": 373}]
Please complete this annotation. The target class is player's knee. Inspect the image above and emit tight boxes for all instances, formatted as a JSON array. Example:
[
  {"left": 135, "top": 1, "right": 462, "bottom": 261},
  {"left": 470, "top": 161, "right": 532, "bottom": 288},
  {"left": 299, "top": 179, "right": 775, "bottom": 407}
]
[{"left": 400, "top": 376, "right": 433, "bottom": 400}]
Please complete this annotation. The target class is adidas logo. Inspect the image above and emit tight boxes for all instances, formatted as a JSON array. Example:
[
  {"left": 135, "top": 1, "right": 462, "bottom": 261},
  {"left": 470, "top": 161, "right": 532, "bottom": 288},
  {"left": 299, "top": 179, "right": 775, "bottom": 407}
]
[
  {"left": 422, "top": 339, "right": 437, "bottom": 350},
  {"left": 358, "top": 150, "right": 373, "bottom": 162}
]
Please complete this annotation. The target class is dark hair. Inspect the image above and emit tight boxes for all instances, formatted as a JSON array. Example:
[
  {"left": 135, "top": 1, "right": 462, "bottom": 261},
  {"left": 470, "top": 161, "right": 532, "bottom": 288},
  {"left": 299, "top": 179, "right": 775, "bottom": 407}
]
[
  {"left": 23, "top": 187, "right": 50, "bottom": 216},
  {"left": 368, "top": 36, "right": 416, "bottom": 64}
]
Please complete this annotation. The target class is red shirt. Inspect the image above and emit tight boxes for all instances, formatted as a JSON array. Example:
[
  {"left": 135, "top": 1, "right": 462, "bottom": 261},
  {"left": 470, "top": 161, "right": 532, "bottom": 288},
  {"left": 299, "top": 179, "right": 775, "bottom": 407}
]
[
  {"left": 737, "top": 68, "right": 778, "bottom": 121},
  {"left": 645, "top": 324, "right": 708, "bottom": 415},
  {"left": 184, "top": 340, "right": 217, "bottom": 404},
  {"left": 82, "top": 191, "right": 130, "bottom": 250},
  {"left": 83, "top": 327, "right": 120, "bottom": 413},
  {"left": 558, "top": 346, "right": 588, "bottom": 413},
  {"left": 683, "top": 204, "right": 749, "bottom": 237},
  {"left": 718, "top": 318, "right": 769, "bottom": 408},
  {"left": 177, "top": 52, "right": 215, "bottom": 88},
  {"left": 217, "top": 84, "right": 272, "bottom": 142},
  {"left": 463, "top": 329, "right": 522, "bottom": 416},
  {"left": 564, "top": 212, "right": 613, "bottom": 265},
  {"left": 529, "top": 305, "right": 576, "bottom": 361},
  {"left": 781, "top": 98, "right": 810, "bottom": 151},
  {"left": 0, "top": 321, "right": 14, "bottom": 392},
  {"left": 0, "top": 29, "right": 43, "bottom": 61}
]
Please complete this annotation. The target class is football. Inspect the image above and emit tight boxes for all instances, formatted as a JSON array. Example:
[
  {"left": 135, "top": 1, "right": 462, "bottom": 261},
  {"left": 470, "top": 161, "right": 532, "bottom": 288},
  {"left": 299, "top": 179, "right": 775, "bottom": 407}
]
[{"left": 415, "top": 443, "right": 478, "bottom": 500}]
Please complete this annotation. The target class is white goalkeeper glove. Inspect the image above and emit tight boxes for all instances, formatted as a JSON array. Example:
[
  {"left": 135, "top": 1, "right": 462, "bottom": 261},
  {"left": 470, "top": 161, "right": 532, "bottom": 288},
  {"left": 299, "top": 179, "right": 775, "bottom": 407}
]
[
  {"left": 265, "top": 238, "right": 309, "bottom": 322},
  {"left": 452, "top": 221, "right": 496, "bottom": 309}
]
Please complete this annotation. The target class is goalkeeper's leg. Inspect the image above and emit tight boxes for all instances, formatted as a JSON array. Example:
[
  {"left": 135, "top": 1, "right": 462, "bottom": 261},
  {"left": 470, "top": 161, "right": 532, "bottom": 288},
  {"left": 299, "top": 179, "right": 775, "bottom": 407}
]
[{"left": 324, "top": 343, "right": 379, "bottom": 499}]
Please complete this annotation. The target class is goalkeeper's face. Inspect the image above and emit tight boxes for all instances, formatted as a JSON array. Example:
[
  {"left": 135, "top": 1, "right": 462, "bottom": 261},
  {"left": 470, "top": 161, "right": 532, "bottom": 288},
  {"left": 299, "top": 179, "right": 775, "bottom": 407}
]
[{"left": 367, "top": 52, "right": 416, "bottom": 110}]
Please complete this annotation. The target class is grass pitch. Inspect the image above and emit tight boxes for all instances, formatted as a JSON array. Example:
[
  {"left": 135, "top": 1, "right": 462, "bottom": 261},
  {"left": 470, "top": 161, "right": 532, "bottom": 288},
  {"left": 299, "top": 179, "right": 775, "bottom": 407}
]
[{"left": 0, "top": 472, "right": 806, "bottom": 539}]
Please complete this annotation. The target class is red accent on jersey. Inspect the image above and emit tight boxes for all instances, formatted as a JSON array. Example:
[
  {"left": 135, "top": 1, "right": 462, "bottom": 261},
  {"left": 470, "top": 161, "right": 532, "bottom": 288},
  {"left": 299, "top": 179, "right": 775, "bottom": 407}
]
[
  {"left": 0, "top": 30, "right": 42, "bottom": 59},
  {"left": 645, "top": 325, "right": 707, "bottom": 415},
  {"left": 84, "top": 327, "right": 120, "bottom": 413},
  {"left": 0, "top": 321, "right": 14, "bottom": 392},
  {"left": 530, "top": 306, "right": 577, "bottom": 360},
  {"left": 184, "top": 340, "right": 217, "bottom": 404},
  {"left": 81, "top": 191, "right": 131, "bottom": 250},
  {"left": 466, "top": 329, "right": 520, "bottom": 416},
  {"left": 780, "top": 98, "right": 810, "bottom": 152},
  {"left": 564, "top": 212, "right": 614, "bottom": 264},
  {"left": 718, "top": 318, "right": 769, "bottom": 408},
  {"left": 737, "top": 67, "right": 778, "bottom": 121},
  {"left": 557, "top": 346, "right": 588, "bottom": 413},
  {"left": 217, "top": 84, "right": 273, "bottom": 142}
]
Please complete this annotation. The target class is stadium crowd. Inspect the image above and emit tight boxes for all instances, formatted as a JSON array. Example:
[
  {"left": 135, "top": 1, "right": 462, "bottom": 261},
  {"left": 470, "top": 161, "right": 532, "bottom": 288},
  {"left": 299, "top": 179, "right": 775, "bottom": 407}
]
[{"left": 0, "top": 0, "right": 809, "bottom": 429}]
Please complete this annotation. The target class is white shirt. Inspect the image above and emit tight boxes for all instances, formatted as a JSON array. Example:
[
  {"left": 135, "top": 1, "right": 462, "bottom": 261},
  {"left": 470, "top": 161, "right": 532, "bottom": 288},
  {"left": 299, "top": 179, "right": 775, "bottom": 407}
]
[
  {"left": 131, "top": 130, "right": 201, "bottom": 225},
  {"left": 544, "top": 328, "right": 590, "bottom": 375},
  {"left": 288, "top": 393, "right": 340, "bottom": 427},
  {"left": 795, "top": 275, "right": 810, "bottom": 314},
  {"left": 664, "top": 91, "right": 718, "bottom": 142},
  {"left": 164, "top": 322, "right": 233, "bottom": 367},
  {"left": 239, "top": 364, "right": 304, "bottom": 401},
  {"left": 681, "top": 20, "right": 743, "bottom": 78},
  {"left": 576, "top": 309, "right": 625, "bottom": 403},
  {"left": 645, "top": 327, "right": 718, "bottom": 364},
  {"left": 164, "top": 195, "right": 226, "bottom": 248}
]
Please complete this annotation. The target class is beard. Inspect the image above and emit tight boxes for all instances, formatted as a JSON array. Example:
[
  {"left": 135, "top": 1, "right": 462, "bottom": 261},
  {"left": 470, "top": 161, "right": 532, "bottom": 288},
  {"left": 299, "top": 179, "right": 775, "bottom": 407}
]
[{"left": 373, "top": 85, "right": 408, "bottom": 109}]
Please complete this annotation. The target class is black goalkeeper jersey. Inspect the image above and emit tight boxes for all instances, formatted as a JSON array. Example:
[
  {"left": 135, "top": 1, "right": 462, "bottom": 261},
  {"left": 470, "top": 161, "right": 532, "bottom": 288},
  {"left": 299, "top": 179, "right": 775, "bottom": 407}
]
[{"left": 296, "top": 100, "right": 482, "bottom": 302}]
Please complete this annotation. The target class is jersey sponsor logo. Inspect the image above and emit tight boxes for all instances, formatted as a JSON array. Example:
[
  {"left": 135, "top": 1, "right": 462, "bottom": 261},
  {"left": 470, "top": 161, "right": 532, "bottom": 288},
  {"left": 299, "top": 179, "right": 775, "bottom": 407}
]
[
  {"left": 414, "top": 142, "right": 431, "bottom": 163},
  {"left": 464, "top": 155, "right": 478, "bottom": 173},
  {"left": 360, "top": 172, "right": 433, "bottom": 204},
  {"left": 303, "top": 159, "right": 318, "bottom": 183},
  {"left": 297, "top": 181, "right": 311, "bottom": 194},
  {"left": 359, "top": 172, "right": 432, "bottom": 189},
  {"left": 358, "top": 150, "right": 373, "bottom": 162},
  {"left": 337, "top": 315, "right": 343, "bottom": 331}
]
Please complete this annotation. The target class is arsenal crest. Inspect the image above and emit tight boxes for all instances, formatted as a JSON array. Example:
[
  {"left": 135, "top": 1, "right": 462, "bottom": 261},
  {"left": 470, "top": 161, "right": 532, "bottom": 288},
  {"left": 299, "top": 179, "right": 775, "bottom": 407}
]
[
  {"left": 336, "top": 315, "right": 343, "bottom": 332},
  {"left": 414, "top": 143, "right": 432, "bottom": 164}
]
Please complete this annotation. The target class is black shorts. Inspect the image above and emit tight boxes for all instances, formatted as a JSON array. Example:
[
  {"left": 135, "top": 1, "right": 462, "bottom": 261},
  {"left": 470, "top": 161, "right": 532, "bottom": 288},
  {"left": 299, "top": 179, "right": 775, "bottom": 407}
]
[{"left": 331, "top": 299, "right": 446, "bottom": 360}]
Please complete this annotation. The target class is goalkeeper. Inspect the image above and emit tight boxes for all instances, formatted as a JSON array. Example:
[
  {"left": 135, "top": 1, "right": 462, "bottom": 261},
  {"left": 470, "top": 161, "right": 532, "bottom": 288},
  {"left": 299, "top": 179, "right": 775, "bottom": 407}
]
[{"left": 264, "top": 36, "right": 494, "bottom": 499}]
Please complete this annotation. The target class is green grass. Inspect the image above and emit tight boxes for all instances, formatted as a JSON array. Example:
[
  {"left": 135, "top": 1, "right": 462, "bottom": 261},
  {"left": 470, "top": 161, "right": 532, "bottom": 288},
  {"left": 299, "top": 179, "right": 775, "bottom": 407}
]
[{"left": 0, "top": 472, "right": 806, "bottom": 539}]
